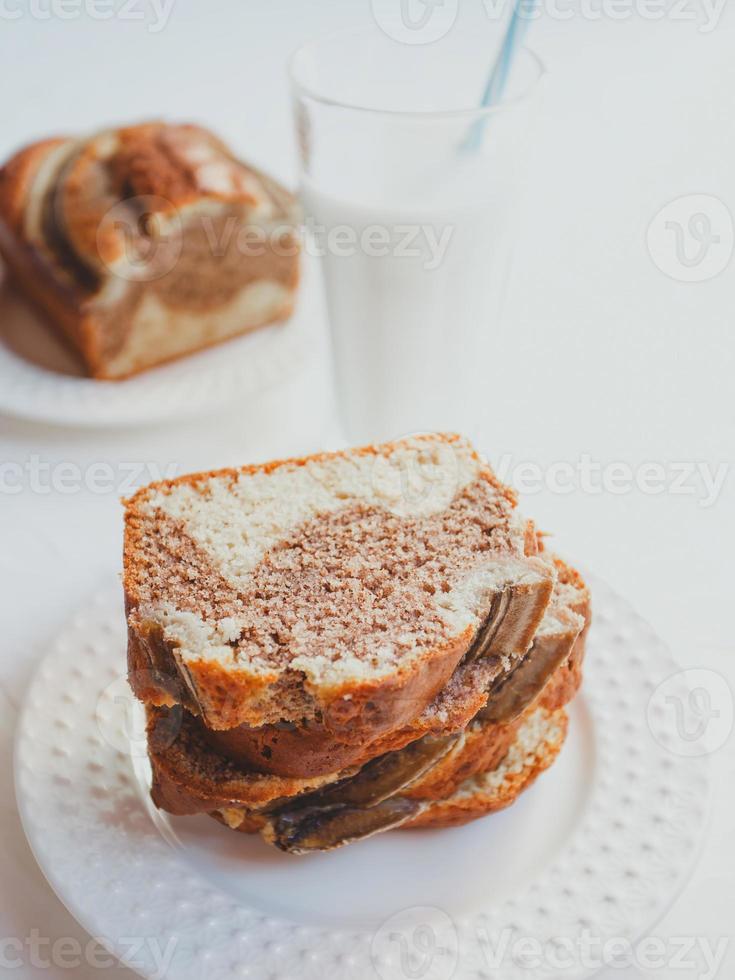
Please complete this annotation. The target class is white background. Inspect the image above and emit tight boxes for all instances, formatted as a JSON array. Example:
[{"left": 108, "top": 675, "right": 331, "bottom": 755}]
[{"left": 1, "top": 1, "right": 733, "bottom": 978}]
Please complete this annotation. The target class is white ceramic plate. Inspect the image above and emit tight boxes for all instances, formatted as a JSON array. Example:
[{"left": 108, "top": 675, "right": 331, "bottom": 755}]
[
  {"left": 0, "top": 261, "right": 319, "bottom": 429},
  {"left": 15, "top": 576, "right": 710, "bottom": 980}
]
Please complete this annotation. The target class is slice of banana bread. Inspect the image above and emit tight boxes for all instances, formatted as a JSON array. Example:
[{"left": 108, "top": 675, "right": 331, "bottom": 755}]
[
  {"left": 124, "top": 433, "right": 556, "bottom": 737},
  {"left": 0, "top": 121, "right": 299, "bottom": 378}
]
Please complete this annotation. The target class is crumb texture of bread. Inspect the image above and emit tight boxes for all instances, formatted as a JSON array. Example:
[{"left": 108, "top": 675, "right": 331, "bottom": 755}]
[{"left": 125, "top": 435, "right": 557, "bottom": 730}]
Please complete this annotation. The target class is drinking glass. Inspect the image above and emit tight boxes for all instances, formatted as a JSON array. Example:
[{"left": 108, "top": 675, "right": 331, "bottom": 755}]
[{"left": 290, "top": 28, "right": 545, "bottom": 443}]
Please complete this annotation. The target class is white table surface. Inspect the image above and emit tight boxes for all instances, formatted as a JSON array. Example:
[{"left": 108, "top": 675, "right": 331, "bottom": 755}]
[{"left": 1, "top": 2, "right": 733, "bottom": 978}]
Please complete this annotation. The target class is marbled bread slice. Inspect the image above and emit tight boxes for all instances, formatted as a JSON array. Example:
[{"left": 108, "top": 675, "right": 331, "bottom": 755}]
[
  {"left": 199, "top": 556, "right": 589, "bottom": 777},
  {"left": 125, "top": 434, "right": 556, "bottom": 737}
]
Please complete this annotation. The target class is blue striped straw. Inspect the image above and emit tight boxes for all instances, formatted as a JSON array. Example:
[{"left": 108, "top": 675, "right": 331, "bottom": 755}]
[{"left": 463, "top": 0, "right": 536, "bottom": 151}]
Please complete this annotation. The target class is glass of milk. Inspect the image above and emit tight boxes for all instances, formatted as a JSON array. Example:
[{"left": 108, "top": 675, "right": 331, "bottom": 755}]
[{"left": 290, "top": 28, "right": 545, "bottom": 444}]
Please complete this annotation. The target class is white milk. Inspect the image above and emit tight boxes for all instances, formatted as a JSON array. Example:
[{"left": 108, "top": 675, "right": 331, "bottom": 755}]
[{"left": 302, "top": 154, "right": 516, "bottom": 443}]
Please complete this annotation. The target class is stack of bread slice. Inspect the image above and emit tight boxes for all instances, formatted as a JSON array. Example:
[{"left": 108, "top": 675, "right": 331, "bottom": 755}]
[{"left": 124, "top": 434, "right": 590, "bottom": 853}]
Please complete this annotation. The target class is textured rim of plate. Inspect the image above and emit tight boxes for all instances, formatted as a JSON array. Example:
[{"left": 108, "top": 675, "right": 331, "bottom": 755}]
[
  {"left": 14, "top": 576, "right": 711, "bottom": 980},
  {"left": 0, "top": 268, "right": 318, "bottom": 429}
]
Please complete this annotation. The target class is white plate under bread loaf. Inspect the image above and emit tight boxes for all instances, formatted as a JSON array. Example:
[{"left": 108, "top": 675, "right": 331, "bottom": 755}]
[
  {"left": 0, "top": 121, "right": 300, "bottom": 379},
  {"left": 123, "top": 433, "right": 591, "bottom": 853}
]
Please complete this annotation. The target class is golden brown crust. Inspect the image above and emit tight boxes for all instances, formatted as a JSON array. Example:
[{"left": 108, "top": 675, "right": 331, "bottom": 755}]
[
  {"left": 147, "top": 705, "right": 350, "bottom": 813},
  {"left": 126, "top": 626, "right": 179, "bottom": 708},
  {"left": 0, "top": 138, "right": 67, "bottom": 233},
  {"left": 200, "top": 657, "right": 498, "bottom": 777},
  {"left": 53, "top": 134, "right": 116, "bottom": 273},
  {"left": 0, "top": 226, "right": 99, "bottom": 372},
  {"left": 402, "top": 717, "right": 522, "bottom": 801},
  {"left": 57, "top": 123, "right": 267, "bottom": 272},
  {"left": 0, "top": 138, "right": 98, "bottom": 367},
  {"left": 123, "top": 433, "right": 516, "bottom": 514},
  {"left": 539, "top": 626, "right": 586, "bottom": 711},
  {"left": 112, "top": 123, "right": 211, "bottom": 211},
  {"left": 402, "top": 709, "right": 568, "bottom": 830},
  {"left": 539, "top": 558, "right": 591, "bottom": 712},
  {"left": 114, "top": 123, "right": 261, "bottom": 207},
  {"left": 311, "top": 631, "right": 472, "bottom": 738}
]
